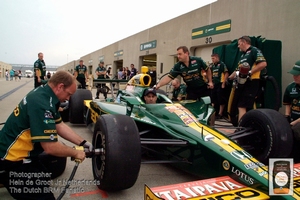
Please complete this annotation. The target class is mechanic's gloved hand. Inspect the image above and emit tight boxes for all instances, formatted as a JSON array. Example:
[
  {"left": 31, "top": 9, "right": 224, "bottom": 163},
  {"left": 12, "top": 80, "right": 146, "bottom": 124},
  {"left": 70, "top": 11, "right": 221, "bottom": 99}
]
[
  {"left": 84, "top": 141, "right": 93, "bottom": 152},
  {"left": 80, "top": 140, "right": 93, "bottom": 152}
]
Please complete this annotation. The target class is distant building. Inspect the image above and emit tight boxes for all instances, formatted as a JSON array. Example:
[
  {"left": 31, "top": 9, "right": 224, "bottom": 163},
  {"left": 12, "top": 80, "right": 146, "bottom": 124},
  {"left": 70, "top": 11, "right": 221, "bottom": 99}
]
[{"left": 0, "top": 61, "right": 12, "bottom": 78}]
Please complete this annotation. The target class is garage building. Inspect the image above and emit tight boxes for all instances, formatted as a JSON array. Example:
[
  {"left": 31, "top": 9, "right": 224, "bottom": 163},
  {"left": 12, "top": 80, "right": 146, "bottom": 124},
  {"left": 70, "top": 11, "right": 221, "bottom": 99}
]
[{"left": 58, "top": 0, "right": 300, "bottom": 110}]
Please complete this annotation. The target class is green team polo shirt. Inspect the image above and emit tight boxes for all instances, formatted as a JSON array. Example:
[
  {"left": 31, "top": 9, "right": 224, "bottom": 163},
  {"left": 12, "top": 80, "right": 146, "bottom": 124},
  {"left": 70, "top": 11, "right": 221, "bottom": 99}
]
[
  {"left": 237, "top": 46, "right": 266, "bottom": 79},
  {"left": 168, "top": 56, "right": 208, "bottom": 88},
  {"left": 0, "top": 84, "right": 62, "bottom": 161},
  {"left": 211, "top": 61, "right": 228, "bottom": 84},
  {"left": 34, "top": 59, "right": 46, "bottom": 77},
  {"left": 95, "top": 66, "right": 106, "bottom": 79},
  {"left": 172, "top": 84, "right": 187, "bottom": 100},
  {"left": 75, "top": 65, "right": 87, "bottom": 78},
  {"left": 283, "top": 82, "right": 300, "bottom": 121}
]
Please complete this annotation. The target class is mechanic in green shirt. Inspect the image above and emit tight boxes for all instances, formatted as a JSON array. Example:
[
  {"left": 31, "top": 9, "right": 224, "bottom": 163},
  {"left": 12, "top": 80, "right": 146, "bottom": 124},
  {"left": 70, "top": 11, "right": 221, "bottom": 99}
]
[
  {"left": 95, "top": 61, "right": 108, "bottom": 99},
  {"left": 171, "top": 78, "right": 187, "bottom": 101},
  {"left": 34, "top": 52, "right": 47, "bottom": 88},
  {"left": 0, "top": 71, "right": 92, "bottom": 200},
  {"left": 283, "top": 60, "right": 300, "bottom": 141},
  {"left": 156, "top": 46, "right": 213, "bottom": 100},
  {"left": 74, "top": 59, "right": 89, "bottom": 89},
  {"left": 228, "top": 36, "right": 267, "bottom": 121},
  {"left": 210, "top": 53, "right": 229, "bottom": 118}
]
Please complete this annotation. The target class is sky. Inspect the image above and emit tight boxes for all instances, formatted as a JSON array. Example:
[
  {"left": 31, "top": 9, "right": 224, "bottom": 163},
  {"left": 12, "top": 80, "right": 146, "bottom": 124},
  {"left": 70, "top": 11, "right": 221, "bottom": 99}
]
[{"left": 0, "top": 0, "right": 216, "bottom": 66}]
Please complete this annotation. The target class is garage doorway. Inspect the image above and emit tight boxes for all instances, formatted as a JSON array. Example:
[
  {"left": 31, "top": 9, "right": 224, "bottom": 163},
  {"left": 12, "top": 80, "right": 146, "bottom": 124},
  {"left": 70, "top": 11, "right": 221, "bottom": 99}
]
[
  {"left": 113, "top": 60, "right": 123, "bottom": 79},
  {"left": 192, "top": 42, "right": 230, "bottom": 65},
  {"left": 141, "top": 54, "right": 157, "bottom": 86}
]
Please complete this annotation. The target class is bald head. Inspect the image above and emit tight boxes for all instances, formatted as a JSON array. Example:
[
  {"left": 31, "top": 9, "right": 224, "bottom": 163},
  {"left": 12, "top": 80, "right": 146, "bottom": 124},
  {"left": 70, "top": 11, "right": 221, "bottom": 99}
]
[{"left": 171, "top": 78, "right": 180, "bottom": 89}]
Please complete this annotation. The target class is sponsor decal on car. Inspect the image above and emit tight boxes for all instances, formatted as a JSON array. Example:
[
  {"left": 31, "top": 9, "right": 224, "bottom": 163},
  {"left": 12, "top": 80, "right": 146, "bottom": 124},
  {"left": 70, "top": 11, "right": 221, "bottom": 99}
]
[
  {"left": 230, "top": 150, "right": 252, "bottom": 160},
  {"left": 244, "top": 162, "right": 265, "bottom": 170},
  {"left": 145, "top": 164, "right": 300, "bottom": 199},
  {"left": 165, "top": 104, "right": 197, "bottom": 125},
  {"left": 231, "top": 166, "right": 254, "bottom": 185},
  {"left": 222, "top": 160, "right": 230, "bottom": 170},
  {"left": 145, "top": 176, "right": 268, "bottom": 200},
  {"left": 204, "top": 134, "right": 215, "bottom": 141}
]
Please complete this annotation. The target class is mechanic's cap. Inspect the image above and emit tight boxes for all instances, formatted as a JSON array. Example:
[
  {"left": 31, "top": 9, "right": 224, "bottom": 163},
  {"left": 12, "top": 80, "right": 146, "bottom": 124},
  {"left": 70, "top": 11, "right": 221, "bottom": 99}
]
[
  {"left": 288, "top": 60, "right": 300, "bottom": 75},
  {"left": 144, "top": 88, "right": 156, "bottom": 96}
]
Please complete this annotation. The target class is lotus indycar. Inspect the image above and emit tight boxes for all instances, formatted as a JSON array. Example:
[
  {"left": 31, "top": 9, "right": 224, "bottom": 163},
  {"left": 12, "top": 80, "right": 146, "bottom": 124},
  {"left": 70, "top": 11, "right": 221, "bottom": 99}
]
[{"left": 68, "top": 73, "right": 298, "bottom": 199}]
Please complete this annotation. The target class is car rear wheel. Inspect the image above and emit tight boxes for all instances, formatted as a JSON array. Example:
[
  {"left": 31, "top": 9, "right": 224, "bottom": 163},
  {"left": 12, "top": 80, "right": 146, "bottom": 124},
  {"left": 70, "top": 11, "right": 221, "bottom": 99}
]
[
  {"left": 236, "top": 109, "right": 293, "bottom": 163},
  {"left": 69, "top": 89, "right": 92, "bottom": 124},
  {"left": 92, "top": 114, "right": 141, "bottom": 191}
]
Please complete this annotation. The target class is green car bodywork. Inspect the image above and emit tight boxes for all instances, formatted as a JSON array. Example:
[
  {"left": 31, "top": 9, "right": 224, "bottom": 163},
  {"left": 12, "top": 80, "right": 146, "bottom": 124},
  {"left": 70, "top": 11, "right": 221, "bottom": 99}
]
[{"left": 80, "top": 74, "right": 296, "bottom": 199}]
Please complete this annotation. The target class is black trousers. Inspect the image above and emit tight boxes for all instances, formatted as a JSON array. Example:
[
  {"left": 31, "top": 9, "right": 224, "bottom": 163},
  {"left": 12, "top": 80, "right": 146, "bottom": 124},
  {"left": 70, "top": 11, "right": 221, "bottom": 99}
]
[
  {"left": 34, "top": 76, "right": 45, "bottom": 88},
  {"left": 0, "top": 159, "right": 55, "bottom": 200},
  {"left": 96, "top": 84, "right": 108, "bottom": 98},
  {"left": 76, "top": 77, "right": 86, "bottom": 89}
]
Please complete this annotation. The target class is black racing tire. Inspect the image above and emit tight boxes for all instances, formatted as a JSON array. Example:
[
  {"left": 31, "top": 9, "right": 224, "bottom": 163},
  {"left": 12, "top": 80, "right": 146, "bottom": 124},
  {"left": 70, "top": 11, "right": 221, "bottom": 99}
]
[
  {"left": 69, "top": 89, "right": 92, "bottom": 124},
  {"left": 92, "top": 114, "right": 141, "bottom": 191},
  {"left": 60, "top": 101, "right": 69, "bottom": 122},
  {"left": 38, "top": 153, "right": 67, "bottom": 179},
  {"left": 238, "top": 109, "right": 293, "bottom": 163},
  {"left": 60, "top": 109, "right": 69, "bottom": 122}
]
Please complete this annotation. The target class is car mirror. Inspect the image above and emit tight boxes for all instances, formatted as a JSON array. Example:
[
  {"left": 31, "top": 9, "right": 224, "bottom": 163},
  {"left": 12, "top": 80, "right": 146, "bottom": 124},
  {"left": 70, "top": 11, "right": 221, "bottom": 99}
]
[{"left": 121, "top": 96, "right": 142, "bottom": 116}]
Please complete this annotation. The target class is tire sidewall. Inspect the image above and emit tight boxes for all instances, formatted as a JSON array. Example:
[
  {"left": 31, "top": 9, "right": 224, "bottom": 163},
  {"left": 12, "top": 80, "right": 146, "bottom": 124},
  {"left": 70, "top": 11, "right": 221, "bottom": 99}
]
[
  {"left": 92, "top": 114, "right": 141, "bottom": 191},
  {"left": 238, "top": 109, "right": 293, "bottom": 163}
]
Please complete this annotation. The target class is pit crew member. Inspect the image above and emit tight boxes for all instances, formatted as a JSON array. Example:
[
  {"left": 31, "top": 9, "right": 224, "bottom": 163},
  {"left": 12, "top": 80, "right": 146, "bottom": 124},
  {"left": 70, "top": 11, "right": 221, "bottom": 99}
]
[
  {"left": 95, "top": 61, "right": 107, "bottom": 99},
  {"left": 0, "top": 71, "right": 92, "bottom": 200},
  {"left": 171, "top": 78, "right": 187, "bottom": 101},
  {"left": 34, "top": 52, "right": 46, "bottom": 88},
  {"left": 210, "top": 53, "right": 229, "bottom": 118},
  {"left": 74, "top": 59, "right": 89, "bottom": 89},
  {"left": 156, "top": 46, "right": 213, "bottom": 100},
  {"left": 283, "top": 60, "right": 300, "bottom": 141},
  {"left": 228, "top": 36, "right": 267, "bottom": 121}
]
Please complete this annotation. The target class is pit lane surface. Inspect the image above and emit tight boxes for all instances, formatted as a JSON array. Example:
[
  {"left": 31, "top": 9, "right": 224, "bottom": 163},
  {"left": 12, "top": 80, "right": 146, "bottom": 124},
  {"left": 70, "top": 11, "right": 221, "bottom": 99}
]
[{"left": 0, "top": 78, "right": 206, "bottom": 200}]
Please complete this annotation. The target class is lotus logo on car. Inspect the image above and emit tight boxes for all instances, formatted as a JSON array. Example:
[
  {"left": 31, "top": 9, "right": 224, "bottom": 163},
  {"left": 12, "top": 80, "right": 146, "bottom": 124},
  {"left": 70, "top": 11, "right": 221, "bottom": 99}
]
[{"left": 223, "top": 160, "right": 230, "bottom": 170}]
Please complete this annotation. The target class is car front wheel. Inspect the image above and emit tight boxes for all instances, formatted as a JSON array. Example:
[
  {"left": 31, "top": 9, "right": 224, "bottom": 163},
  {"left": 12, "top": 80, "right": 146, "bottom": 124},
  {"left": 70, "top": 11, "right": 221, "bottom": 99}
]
[{"left": 92, "top": 114, "right": 141, "bottom": 191}]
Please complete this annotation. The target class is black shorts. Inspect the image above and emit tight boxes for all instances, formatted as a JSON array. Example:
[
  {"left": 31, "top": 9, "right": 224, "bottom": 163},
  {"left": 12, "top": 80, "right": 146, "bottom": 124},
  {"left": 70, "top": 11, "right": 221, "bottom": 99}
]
[
  {"left": 211, "top": 83, "right": 227, "bottom": 105},
  {"left": 186, "top": 85, "right": 209, "bottom": 100},
  {"left": 76, "top": 77, "right": 86, "bottom": 89},
  {"left": 233, "top": 79, "right": 260, "bottom": 108}
]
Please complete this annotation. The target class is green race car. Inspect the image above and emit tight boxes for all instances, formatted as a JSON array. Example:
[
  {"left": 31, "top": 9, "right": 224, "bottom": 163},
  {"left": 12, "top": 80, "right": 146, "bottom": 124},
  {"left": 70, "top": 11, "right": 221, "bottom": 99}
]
[{"left": 68, "top": 74, "right": 297, "bottom": 199}]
